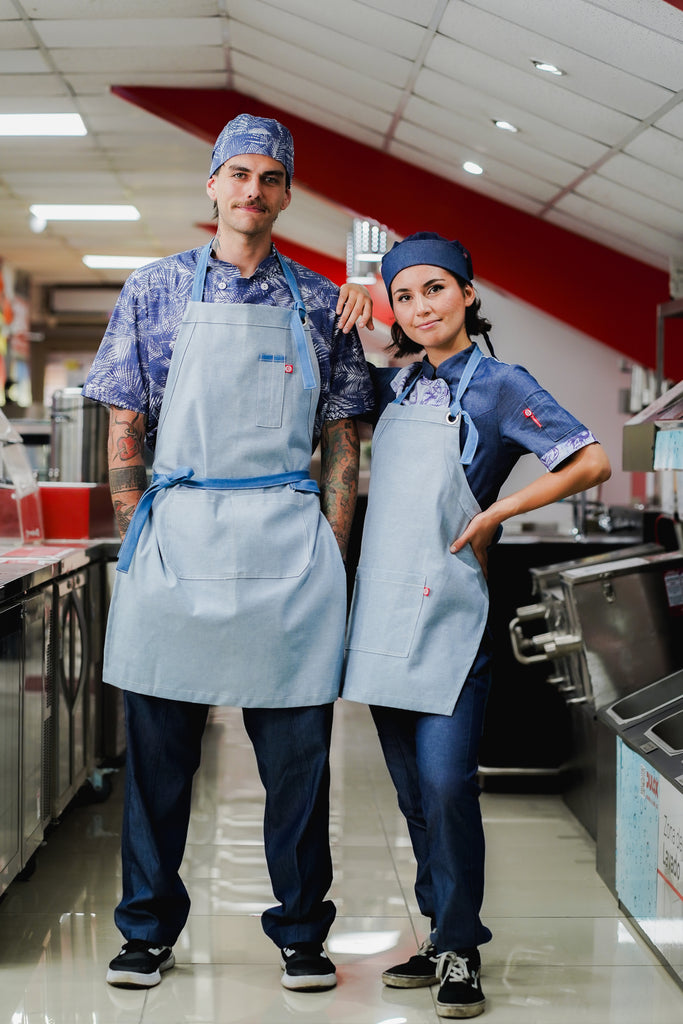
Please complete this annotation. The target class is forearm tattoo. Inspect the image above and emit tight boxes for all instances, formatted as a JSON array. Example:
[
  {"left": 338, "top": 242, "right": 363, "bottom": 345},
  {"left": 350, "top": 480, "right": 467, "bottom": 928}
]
[
  {"left": 108, "top": 407, "right": 147, "bottom": 538},
  {"left": 320, "top": 418, "right": 360, "bottom": 560}
]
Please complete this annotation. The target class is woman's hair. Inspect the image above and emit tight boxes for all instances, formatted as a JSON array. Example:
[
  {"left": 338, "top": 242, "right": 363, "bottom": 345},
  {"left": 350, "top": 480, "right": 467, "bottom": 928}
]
[{"left": 387, "top": 272, "right": 492, "bottom": 358}]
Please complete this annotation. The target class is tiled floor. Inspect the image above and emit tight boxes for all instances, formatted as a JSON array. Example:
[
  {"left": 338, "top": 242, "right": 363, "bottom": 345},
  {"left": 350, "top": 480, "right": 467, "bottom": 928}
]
[{"left": 1, "top": 700, "right": 682, "bottom": 1022}]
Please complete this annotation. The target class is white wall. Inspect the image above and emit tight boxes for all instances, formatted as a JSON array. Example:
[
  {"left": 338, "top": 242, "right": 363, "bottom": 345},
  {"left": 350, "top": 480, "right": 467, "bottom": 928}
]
[{"left": 475, "top": 278, "right": 634, "bottom": 532}]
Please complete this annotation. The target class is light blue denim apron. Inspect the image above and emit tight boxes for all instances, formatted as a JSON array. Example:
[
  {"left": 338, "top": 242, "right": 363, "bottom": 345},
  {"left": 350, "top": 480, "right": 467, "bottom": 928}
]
[
  {"left": 103, "top": 242, "right": 347, "bottom": 707},
  {"left": 342, "top": 346, "right": 488, "bottom": 715}
]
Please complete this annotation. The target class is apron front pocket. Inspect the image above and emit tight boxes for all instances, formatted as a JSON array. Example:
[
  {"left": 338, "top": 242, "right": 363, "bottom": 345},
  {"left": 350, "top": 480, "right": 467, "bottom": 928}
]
[
  {"left": 347, "top": 568, "right": 426, "bottom": 657},
  {"left": 155, "top": 488, "right": 316, "bottom": 579},
  {"left": 256, "top": 353, "right": 286, "bottom": 428}
]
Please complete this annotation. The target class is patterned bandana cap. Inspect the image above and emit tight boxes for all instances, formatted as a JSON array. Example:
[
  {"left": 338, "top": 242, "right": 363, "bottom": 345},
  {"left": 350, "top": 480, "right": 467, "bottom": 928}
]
[
  {"left": 210, "top": 113, "right": 294, "bottom": 181},
  {"left": 381, "top": 231, "right": 473, "bottom": 297}
]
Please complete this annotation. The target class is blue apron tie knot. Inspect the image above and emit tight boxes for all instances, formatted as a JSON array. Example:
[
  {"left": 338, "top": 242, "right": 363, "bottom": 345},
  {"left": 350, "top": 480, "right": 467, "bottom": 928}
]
[
  {"left": 117, "top": 467, "right": 318, "bottom": 573},
  {"left": 116, "top": 466, "right": 195, "bottom": 573}
]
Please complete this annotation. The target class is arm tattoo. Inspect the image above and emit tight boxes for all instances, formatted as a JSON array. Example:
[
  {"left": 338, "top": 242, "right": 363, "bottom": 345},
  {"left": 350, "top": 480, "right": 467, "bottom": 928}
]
[
  {"left": 109, "top": 465, "right": 148, "bottom": 496},
  {"left": 108, "top": 407, "right": 148, "bottom": 538},
  {"left": 320, "top": 417, "right": 360, "bottom": 560}
]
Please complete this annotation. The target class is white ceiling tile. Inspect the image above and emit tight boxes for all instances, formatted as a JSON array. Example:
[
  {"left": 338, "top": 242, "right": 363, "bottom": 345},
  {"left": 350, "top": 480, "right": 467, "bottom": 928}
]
[
  {"left": 470, "top": 0, "right": 683, "bottom": 89},
  {"left": 654, "top": 104, "right": 683, "bottom": 142},
  {"left": 438, "top": 1, "right": 674, "bottom": 117},
  {"left": 396, "top": 110, "right": 583, "bottom": 188},
  {"left": 235, "top": 0, "right": 426, "bottom": 58},
  {"left": 356, "top": 0, "right": 441, "bottom": 26},
  {"left": 0, "top": 0, "right": 679, "bottom": 287},
  {"left": 3, "top": 170, "right": 125, "bottom": 198},
  {"left": 34, "top": 17, "right": 223, "bottom": 48},
  {"left": 0, "top": 74, "right": 68, "bottom": 98},
  {"left": 401, "top": 94, "right": 607, "bottom": 172},
  {"left": 227, "top": 2, "right": 413, "bottom": 87},
  {"left": 587, "top": 0, "right": 683, "bottom": 41},
  {"left": 23, "top": 0, "right": 221, "bottom": 16},
  {"left": 230, "top": 23, "right": 405, "bottom": 104},
  {"left": 0, "top": 96, "right": 79, "bottom": 113},
  {"left": 50, "top": 46, "right": 226, "bottom": 74},
  {"left": 233, "top": 75, "right": 388, "bottom": 152},
  {"left": 388, "top": 139, "right": 548, "bottom": 218},
  {"left": 0, "top": 50, "right": 50, "bottom": 73},
  {"left": 231, "top": 47, "right": 397, "bottom": 123},
  {"left": 624, "top": 126, "right": 683, "bottom": 180},
  {"left": 574, "top": 173, "right": 683, "bottom": 237},
  {"left": 64, "top": 71, "right": 228, "bottom": 95},
  {"left": 547, "top": 197, "right": 675, "bottom": 270},
  {"left": 117, "top": 171, "right": 208, "bottom": 193},
  {"left": 423, "top": 36, "right": 638, "bottom": 145},
  {"left": 389, "top": 127, "right": 559, "bottom": 203},
  {"left": 0, "top": 22, "right": 36, "bottom": 47},
  {"left": 597, "top": 152, "right": 683, "bottom": 214}
]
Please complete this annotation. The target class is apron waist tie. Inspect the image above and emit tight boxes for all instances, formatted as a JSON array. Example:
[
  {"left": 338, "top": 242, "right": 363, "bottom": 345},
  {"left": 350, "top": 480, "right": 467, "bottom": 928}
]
[{"left": 117, "top": 467, "right": 319, "bottom": 573}]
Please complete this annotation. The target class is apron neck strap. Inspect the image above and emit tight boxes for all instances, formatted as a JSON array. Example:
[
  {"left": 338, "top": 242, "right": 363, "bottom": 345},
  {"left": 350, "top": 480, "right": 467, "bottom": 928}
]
[
  {"left": 274, "top": 249, "right": 317, "bottom": 391},
  {"left": 450, "top": 345, "right": 483, "bottom": 466},
  {"left": 191, "top": 241, "right": 213, "bottom": 301}
]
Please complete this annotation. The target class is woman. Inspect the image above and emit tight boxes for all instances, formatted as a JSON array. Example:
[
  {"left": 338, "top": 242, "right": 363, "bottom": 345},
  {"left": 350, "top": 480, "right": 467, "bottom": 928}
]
[{"left": 342, "top": 232, "right": 611, "bottom": 1018}]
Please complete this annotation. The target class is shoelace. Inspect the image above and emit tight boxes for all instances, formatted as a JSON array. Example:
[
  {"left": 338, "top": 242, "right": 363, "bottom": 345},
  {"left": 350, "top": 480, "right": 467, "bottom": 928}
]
[
  {"left": 436, "top": 951, "right": 472, "bottom": 984},
  {"left": 416, "top": 938, "right": 437, "bottom": 958}
]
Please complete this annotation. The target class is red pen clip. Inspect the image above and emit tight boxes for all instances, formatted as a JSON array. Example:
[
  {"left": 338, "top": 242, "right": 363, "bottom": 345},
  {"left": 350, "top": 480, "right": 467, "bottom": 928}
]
[
  {"left": 523, "top": 407, "right": 542, "bottom": 428},
  {"left": 285, "top": 364, "right": 294, "bottom": 374},
  {"left": 423, "top": 586, "right": 431, "bottom": 597}
]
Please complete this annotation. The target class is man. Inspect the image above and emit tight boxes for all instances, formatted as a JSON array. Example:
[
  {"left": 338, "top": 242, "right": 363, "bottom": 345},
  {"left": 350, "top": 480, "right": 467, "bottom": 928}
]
[{"left": 83, "top": 113, "right": 374, "bottom": 992}]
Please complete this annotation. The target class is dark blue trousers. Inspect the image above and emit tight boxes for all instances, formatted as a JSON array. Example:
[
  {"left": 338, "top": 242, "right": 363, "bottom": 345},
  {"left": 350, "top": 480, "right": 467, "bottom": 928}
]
[
  {"left": 115, "top": 691, "right": 335, "bottom": 949},
  {"left": 370, "top": 634, "right": 493, "bottom": 952}
]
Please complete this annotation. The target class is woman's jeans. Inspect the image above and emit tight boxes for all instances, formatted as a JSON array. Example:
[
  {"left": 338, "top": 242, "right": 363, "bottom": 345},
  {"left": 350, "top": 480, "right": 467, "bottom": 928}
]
[
  {"left": 115, "top": 691, "right": 336, "bottom": 949},
  {"left": 370, "top": 636, "right": 493, "bottom": 952}
]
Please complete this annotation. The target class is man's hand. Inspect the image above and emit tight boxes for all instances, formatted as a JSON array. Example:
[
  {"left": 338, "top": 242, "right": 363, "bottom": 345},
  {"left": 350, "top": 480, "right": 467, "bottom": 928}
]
[{"left": 336, "top": 282, "right": 374, "bottom": 334}]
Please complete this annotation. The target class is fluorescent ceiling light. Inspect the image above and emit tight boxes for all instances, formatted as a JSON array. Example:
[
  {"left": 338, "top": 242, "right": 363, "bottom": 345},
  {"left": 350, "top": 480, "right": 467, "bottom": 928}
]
[
  {"left": 0, "top": 113, "right": 87, "bottom": 136},
  {"left": 494, "top": 120, "right": 519, "bottom": 133},
  {"left": 463, "top": 161, "right": 483, "bottom": 175},
  {"left": 532, "top": 60, "right": 565, "bottom": 76},
  {"left": 83, "top": 255, "right": 157, "bottom": 270},
  {"left": 30, "top": 204, "right": 140, "bottom": 221}
]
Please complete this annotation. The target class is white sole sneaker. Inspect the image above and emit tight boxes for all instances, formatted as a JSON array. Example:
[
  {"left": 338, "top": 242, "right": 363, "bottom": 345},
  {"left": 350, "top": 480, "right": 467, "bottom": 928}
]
[{"left": 106, "top": 950, "right": 175, "bottom": 988}]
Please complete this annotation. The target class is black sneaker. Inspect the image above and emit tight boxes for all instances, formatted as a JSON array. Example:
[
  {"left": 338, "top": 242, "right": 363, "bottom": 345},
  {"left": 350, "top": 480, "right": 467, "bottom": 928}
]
[
  {"left": 382, "top": 938, "right": 438, "bottom": 988},
  {"left": 106, "top": 939, "right": 175, "bottom": 988},
  {"left": 435, "top": 949, "right": 485, "bottom": 1018},
  {"left": 280, "top": 943, "right": 337, "bottom": 991}
]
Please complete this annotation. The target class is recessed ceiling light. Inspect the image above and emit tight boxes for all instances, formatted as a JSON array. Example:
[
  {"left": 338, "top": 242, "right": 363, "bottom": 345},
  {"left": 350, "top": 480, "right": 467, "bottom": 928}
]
[
  {"left": 493, "top": 120, "right": 519, "bottom": 133},
  {"left": 532, "top": 60, "right": 565, "bottom": 76},
  {"left": 83, "top": 255, "right": 157, "bottom": 269},
  {"left": 30, "top": 204, "right": 140, "bottom": 221},
  {"left": 0, "top": 113, "right": 87, "bottom": 136},
  {"left": 463, "top": 161, "right": 483, "bottom": 176}
]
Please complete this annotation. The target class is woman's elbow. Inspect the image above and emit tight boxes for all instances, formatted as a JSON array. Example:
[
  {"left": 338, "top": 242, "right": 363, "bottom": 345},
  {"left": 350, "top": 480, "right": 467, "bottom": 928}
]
[{"left": 586, "top": 443, "right": 612, "bottom": 486}]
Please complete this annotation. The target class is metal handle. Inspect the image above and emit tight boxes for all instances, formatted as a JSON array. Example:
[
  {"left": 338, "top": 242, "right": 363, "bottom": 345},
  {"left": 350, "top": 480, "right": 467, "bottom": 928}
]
[
  {"left": 509, "top": 618, "right": 551, "bottom": 665},
  {"left": 515, "top": 603, "right": 548, "bottom": 623}
]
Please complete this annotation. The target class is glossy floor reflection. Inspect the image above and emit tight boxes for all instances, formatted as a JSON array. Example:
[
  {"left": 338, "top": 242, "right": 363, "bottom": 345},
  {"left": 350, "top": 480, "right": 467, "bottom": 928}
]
[{"left": 1, "top": 700, "right": 682, "bottom": 1022}]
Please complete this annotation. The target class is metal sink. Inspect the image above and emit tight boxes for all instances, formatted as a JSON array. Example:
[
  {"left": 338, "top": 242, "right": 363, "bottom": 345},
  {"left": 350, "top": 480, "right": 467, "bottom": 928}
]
[
  {"left": 645, "top": 707, "right": 683, "bottom": 756},
  {"left": 606, "top": 668, "right": 683, "bottom": 727}
]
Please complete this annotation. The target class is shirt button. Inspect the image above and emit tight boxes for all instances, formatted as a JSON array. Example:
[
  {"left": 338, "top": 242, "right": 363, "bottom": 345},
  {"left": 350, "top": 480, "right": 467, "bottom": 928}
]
[
  {"left": 217, "top": 281, "right": 227, "bottom": 291},
  {"left": 260, "top": 282, "right": 268, "bottom": 291}
]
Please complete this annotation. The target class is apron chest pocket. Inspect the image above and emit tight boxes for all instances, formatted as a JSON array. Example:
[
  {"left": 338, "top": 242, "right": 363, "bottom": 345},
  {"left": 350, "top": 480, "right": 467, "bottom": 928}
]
[
  {"left": 256, "top": 353, "right": 286, "bottom": 428},
  {"left": 155, "top": 488, "right": 316, "bottom": 580},
  {"left": 347, "top": 568, "right": 426, "bottom": 658}
]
